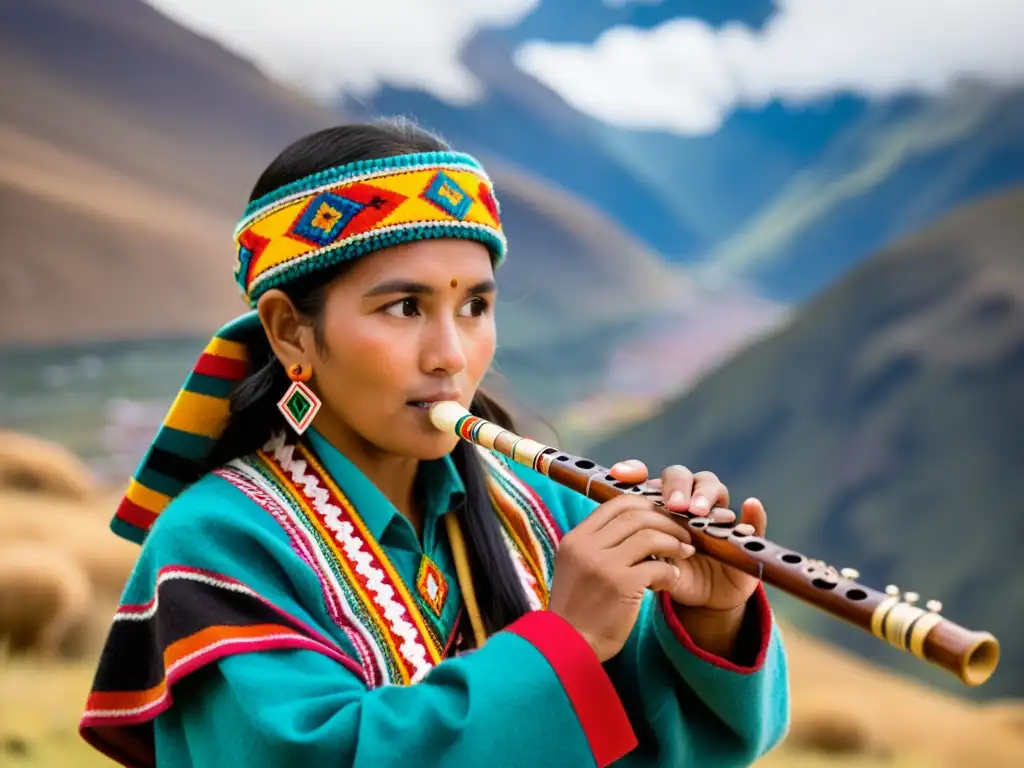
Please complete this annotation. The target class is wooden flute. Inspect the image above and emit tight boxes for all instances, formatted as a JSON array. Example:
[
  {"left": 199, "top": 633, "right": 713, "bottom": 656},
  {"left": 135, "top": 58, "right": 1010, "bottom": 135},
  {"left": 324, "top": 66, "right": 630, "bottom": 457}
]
[{"left": 428, "top": 400, "right": 1000, "bottom": 687}]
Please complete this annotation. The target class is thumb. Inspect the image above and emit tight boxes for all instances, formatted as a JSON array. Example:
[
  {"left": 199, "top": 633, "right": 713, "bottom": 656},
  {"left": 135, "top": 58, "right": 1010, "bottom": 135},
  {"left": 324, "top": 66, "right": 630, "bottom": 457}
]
[{"left": 740, "top": 498, "right": 768, "bottom": 538}]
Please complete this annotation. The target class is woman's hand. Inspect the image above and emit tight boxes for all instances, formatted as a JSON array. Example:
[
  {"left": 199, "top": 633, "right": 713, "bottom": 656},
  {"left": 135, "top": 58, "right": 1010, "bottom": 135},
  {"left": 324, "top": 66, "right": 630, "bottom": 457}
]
[
  {"left": 547, "top": 494, "right": 693, "bottom": 662},
  {"left": 608, "top": 460, "right": 767, "bottom": 613}
]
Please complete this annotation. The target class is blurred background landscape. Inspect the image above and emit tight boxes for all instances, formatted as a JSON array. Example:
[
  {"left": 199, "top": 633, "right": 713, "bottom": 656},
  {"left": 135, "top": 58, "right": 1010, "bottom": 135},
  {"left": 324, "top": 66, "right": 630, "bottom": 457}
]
[{"left": 1, "top": 0, "right": 1022, "bottom": 765}]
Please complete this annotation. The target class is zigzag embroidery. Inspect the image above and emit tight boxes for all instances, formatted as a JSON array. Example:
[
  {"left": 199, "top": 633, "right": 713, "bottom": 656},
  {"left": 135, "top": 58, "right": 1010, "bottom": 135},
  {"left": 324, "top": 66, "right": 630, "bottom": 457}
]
[
  {"left": 264, "top": 435, "right": 433, "bottom": 683},
  {"left": 216, "top": 463, "right": 381, "bottom": 687},
  {"left": 221, "top": 433, "right": 564, "bottom": 687}
]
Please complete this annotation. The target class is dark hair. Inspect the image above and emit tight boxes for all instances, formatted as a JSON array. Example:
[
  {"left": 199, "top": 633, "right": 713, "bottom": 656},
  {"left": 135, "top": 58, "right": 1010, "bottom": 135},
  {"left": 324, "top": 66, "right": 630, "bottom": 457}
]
[{"left": 202, "top": 119, "right": 532, "bottom": 635}]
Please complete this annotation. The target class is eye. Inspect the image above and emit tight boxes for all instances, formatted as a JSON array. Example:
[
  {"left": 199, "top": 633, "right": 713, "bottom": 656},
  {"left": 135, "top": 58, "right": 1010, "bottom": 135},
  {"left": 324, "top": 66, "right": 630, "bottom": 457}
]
[
  {"left": 459, "top": 297, "right": 490, "bottom": 318},
  {"left": 383, "top": 297, "right": 420, "bottom": 318}
]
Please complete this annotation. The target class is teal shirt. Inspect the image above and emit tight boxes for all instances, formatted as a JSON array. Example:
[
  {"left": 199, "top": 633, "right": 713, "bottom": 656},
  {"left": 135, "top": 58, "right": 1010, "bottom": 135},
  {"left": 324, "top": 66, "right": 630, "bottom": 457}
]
[{"left": 87, "top": 429, "right": 790, "bottom": 767}]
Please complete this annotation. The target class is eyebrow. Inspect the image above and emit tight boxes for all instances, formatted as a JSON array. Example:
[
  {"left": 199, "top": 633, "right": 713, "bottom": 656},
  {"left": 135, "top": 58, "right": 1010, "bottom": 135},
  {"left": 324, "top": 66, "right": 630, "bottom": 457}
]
[{"left": 362, "top": 278, "right": 497, "bottom": 297}]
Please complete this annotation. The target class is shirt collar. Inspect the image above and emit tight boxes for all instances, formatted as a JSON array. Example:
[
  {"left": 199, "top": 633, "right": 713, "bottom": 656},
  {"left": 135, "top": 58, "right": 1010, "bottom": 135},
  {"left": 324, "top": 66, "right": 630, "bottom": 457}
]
[{"left": 304, "top": 428, "right": 466, "bottom": 544}]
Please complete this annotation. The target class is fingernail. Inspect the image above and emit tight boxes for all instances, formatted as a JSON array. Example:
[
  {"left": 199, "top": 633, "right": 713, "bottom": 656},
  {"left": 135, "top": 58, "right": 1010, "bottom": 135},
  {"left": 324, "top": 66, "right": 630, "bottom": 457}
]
[
  {"left": 680, "top": 543, "right": 696, "bottom": 557},
  {"left": 691, "top": 496, "right": 709, "bottom": 513},
  {"left": 672, "top": 565, "right": 681, "bottom": 579},
  {"left": 668, "top": 490, "right": 685, "bottom": 505}
]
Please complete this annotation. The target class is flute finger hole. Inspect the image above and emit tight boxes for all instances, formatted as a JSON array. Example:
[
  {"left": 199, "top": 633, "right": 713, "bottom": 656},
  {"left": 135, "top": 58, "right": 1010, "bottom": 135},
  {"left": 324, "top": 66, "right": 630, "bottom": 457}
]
[
  {"left": 744, "top": 541, "right": 766, "bottom": 552},
  {"left": 846, "top": 589, "right": 868, "bottom": 601}
]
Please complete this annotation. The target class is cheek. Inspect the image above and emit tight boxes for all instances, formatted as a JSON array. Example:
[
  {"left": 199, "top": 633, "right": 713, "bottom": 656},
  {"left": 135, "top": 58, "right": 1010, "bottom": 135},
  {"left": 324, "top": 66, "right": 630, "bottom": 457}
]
[
  {"left": 316, "top": 316, "right": 411, "bottom": 397},
  {"left": 467, "top": 323, "right": 497, "bottom": 381}
]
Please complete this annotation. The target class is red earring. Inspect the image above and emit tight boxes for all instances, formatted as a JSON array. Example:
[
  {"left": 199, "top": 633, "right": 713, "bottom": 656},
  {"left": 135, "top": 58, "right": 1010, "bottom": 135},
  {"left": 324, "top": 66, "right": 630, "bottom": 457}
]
[{"left": 287, "top": 363, "right": 312, "bottom": 382}]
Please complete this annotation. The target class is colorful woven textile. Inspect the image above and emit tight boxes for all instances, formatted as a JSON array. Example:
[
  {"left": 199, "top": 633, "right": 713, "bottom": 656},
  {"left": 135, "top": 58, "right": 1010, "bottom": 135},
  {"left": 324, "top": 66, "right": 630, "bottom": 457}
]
[{"left": 234, "top": 151, "right": 505, "bottom": 306}]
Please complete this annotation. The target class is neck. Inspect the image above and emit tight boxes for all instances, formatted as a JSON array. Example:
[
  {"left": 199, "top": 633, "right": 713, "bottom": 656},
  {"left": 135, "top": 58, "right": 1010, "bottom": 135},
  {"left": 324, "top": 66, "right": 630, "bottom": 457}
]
[{"left": 310, "top": 419, "right": 423, "bottom": 534}]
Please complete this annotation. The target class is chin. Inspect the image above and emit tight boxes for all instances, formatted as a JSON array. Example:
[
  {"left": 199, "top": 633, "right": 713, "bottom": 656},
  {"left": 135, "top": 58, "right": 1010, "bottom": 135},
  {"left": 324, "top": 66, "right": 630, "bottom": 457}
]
[
  {"left": 419, "top": 433, "right": 463, "bottom": 461},
  {"left": 385, "top": 432, "right": 462, "bottom": 462}
]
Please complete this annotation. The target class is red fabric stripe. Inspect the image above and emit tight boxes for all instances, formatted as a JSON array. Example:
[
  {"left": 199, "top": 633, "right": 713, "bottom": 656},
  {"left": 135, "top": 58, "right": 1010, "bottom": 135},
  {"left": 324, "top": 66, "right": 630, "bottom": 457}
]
[
  {"left": 115, "top": 498, "right": 157, "bottom": 531},
  {"left": 659, "top": 583, "right": 773, "bottom": 674},
  {"left": 80, "top": 634, "right": 355, "bottom": 768},
  {"left": 506, "top": 611, "right": 636, "bottom": 767},
  {"left": 194, "top": 353, "right": 248, "bottom": 380}
]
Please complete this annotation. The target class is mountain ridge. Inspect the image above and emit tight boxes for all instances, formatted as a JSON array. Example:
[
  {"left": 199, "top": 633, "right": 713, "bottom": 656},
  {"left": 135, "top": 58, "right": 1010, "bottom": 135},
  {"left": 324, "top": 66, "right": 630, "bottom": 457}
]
[
  {"left": 0, "top": 0, "right": 736, "bottom": 421},
  {"left": 587, "top": 186, "right": 1024, "bottom": 700}
]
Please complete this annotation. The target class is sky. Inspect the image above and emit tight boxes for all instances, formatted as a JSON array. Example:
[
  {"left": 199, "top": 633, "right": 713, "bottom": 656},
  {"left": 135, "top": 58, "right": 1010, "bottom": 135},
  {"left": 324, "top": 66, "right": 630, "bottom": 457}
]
[
  {"left": 142, "top": 0, "right": 1024, "bottom": 134},
  {"left": 518, "top": 0, "right": 1024, "bottom": 134},
  {"left": 143, "top": 0, "right": 540, "bottom": 104}
]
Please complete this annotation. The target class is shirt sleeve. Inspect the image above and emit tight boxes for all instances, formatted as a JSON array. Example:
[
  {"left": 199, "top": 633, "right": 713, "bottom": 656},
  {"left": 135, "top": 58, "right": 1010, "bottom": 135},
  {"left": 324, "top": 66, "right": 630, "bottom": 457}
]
[
  {"left": 154, "top": 609, "right": 638, "bottom": 768},
  {"left": 507, "top": 461, "right": 792, "bottom": 766}
]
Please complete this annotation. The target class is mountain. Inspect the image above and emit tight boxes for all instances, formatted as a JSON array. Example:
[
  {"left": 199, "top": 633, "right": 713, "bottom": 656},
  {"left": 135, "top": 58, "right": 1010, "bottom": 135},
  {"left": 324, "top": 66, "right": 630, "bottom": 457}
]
[
  {"left": 0, "top": 0, "right": 707, "bottom": 418},
  {"left": 587, "top": 188, "right": 1024, "bottom": 700},
  {"left": 357, "top": 8, "right": 1024, "bottom": 304}
]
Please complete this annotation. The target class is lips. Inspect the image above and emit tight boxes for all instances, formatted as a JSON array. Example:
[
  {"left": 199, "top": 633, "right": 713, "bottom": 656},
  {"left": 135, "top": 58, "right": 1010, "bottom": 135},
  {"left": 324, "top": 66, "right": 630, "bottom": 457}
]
[{"left": 407, "top": 394, "right": 460, "bottom": 409}]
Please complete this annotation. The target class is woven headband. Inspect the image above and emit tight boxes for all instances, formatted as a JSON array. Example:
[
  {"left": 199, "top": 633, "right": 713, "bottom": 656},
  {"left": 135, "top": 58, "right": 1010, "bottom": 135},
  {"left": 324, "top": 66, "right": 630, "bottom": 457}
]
[
  {"left": 110, "top": 150, "right": 506, "bottom": 545},
  {"left": 235, "top": 150, "right": 506, "bottom": 305}
]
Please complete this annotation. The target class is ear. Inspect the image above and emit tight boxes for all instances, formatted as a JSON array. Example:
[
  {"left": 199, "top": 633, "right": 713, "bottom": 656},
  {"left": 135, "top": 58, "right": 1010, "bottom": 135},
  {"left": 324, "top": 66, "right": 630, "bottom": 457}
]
[{"left": 256, "top": 289, "right": 317, "bottom": 370}]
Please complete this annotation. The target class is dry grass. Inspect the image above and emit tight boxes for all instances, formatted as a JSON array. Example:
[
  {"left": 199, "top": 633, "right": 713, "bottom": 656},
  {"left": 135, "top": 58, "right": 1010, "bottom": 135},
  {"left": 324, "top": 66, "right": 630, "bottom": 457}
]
[
  {"left": 0, "top": 434, "right": 1020, "bottom": 766},
  {"left": 0, "top": 659, "right": 112, "bottom": 768},
  {"left": 0, "top": 430, "right": 101, "bottom": 502}
]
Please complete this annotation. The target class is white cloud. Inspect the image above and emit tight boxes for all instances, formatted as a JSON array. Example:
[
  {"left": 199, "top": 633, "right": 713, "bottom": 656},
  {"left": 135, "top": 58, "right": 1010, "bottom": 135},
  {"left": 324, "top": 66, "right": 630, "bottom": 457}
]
[
  {"left": 514, "top": 0, "right": 1024, "bottom": 135},
  {"left": 142, "top": 0, "right": 538, "bottom": 103}
]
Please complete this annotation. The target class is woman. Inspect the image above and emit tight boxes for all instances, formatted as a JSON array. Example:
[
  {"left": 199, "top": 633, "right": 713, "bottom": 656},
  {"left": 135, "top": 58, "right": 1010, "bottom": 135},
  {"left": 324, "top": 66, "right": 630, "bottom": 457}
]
[{"left": 80, "top": 120, "right": 790, "bottom": 767}]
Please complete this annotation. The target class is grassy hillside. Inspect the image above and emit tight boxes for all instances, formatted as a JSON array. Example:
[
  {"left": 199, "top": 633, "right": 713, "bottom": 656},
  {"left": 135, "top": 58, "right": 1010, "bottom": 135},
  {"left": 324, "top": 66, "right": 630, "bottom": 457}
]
[{"left": 589, "top": 188, "right": 1024, "bottom": 700}]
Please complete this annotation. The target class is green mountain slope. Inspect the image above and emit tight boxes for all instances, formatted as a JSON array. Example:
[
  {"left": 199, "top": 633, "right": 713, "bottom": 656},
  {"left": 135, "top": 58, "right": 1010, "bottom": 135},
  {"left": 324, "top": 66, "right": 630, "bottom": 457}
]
[{"left": 588, "top": 188, "right": 1024, "bottom": 700}]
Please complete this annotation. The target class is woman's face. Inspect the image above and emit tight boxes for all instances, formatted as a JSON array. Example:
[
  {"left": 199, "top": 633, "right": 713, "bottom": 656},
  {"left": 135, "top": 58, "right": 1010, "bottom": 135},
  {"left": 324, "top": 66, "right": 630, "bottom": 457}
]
[{"left": 306, "top": 239, "right": 497, "bottom": 460}]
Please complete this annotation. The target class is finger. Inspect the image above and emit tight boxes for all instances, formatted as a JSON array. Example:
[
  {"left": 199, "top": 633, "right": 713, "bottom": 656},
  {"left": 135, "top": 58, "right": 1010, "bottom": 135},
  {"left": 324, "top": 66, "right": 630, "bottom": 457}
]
[
  {"left": 707, "top": 507, "right": 736, "bottom": 524},
  {"left": 597, "top": 507, "right": 692, "bottom": 548},
  {"left": 615, "top": 529, "right": 695, "bottom": 566},
  {"left": 574, "top": 494, "right": 654, "bottom": 533},
  {"left": 608, "top": 459, "right": 648, "bottom": 484},
  {"left": 659, "top": 465, "right": 695, "bottom": 513},
  {"left": 631, "top": 559, "right": 683, "bottom": 593},
  {"left": 690, "top": 470, "right": 729, "bottom": 516},
  {"left": 740, "top": 497, "right": 768, "bottom": 538}
]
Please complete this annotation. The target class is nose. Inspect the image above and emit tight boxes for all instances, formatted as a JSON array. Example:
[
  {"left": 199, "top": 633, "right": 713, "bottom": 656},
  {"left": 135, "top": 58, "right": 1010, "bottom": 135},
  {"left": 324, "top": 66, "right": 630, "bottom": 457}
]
[{"left": 422, "top": 316, "right": 467, "bottom": 376}]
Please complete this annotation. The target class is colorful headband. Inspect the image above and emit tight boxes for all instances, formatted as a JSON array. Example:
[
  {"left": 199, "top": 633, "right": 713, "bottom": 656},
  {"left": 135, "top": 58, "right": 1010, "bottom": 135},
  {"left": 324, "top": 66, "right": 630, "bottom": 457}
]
[
  {"left": 234, "top": 150, "right": 506, "bottom": 305},
  {"left": 110, "top": 151, "right": 506, "bottom": 545}
]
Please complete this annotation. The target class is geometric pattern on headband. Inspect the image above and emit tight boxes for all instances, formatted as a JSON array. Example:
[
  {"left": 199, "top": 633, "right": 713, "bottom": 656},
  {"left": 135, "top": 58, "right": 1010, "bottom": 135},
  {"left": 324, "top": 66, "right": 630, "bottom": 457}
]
[{"left": 233, "top": 152, "right": 506, "bottom": 306}]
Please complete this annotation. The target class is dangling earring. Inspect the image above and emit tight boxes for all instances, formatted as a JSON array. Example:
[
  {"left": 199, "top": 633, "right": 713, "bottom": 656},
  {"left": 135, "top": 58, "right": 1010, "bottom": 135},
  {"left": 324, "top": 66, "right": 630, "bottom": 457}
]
[{"left": 278, "top": 363, "right": 321, "bottom": 435}]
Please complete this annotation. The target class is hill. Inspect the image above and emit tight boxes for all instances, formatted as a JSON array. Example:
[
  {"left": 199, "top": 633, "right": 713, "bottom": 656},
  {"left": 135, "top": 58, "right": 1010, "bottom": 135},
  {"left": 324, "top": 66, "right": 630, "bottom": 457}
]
[
  {"left": 588, "top": 188, "right": 1024, "bottom": 700},
  {"left": 0, "top": 0, "right": 700, "bottom": 418},
  {"left": 360, "top": 4, "right": 1024, "bottom": 302}
]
